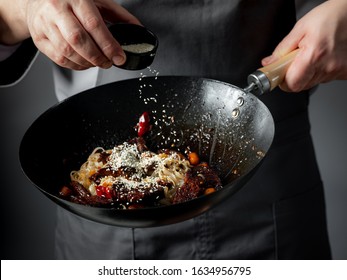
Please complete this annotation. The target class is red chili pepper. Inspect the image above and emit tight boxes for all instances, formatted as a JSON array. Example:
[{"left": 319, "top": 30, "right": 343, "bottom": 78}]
[
  {"left": 96, "top": 185, "right": 112, "bottom": 199},
  {"left": 96, "top": 186, "right": 103, "bottom": 197},
  {"left": 137, "top": 111, "right": 150, "bottom": 137}
]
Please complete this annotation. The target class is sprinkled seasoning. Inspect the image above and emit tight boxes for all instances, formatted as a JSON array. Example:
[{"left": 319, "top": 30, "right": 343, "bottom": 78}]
[{"left": 121, "top": 43, "right": 155, "bottom": 53}]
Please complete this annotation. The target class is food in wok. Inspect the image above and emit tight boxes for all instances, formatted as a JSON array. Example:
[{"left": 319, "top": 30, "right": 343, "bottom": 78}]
[
  {"left": 19, "top": 76, "right": 274, "bottom": 227},
  {"left": 59, "top": 113, "right": 222, "bottom": 209}
]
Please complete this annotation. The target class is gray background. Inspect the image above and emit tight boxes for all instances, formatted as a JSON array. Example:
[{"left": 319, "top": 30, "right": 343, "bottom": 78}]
[{"left": 1, "top": 53, "right": 346, "bottom": 259}]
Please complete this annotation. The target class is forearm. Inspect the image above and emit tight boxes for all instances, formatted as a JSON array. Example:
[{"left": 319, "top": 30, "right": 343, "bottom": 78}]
[{"left": 0, "top": 0, "right": 30, "bottom": 45}]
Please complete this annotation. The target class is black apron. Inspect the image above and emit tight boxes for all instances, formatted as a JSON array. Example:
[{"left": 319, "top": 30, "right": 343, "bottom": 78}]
[{"left": 54, "top": 0, "right": 331, "bottom": 259}]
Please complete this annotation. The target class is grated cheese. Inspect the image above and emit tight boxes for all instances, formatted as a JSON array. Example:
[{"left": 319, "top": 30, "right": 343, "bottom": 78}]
[
  {"left": 121, "top": 43, "right": 155, "bottom": 54},
  {"left": 105, "top": 142, "right": 190, "bottom": 191}
]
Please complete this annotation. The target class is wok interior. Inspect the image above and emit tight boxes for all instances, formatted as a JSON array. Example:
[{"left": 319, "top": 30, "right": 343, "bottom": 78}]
[{"left": 20, "top": 76, "right": 274, "bottom": 226}]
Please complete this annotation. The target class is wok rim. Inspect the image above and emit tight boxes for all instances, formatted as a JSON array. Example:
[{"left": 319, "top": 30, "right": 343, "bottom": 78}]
[{"left": 19, "top": 75, "right": 275, "bottom": 227}]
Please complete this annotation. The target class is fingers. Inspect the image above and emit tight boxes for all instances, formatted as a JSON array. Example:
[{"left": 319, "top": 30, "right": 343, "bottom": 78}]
[
  {"left": 27, "top": 6, "right": 92, "bottom": 70},
  {"left": 39, "top": 38, "right": 90, "bottom": 70},
  {"left": 26, "top": 0, "right": 141, "bottom": 70},
  {"left": 56, "top": 9, "right": 116, "bottom": 68},
  {"left": 261, "top": 26, "right": 310, "bottom": 92},
  {"left": 43, "top": 24, "right": 94, "bottom": 70},
  {"left": 279, "top": 48, "right": 315, "bottom": 92},
  {"left": 261, "top": 23, "right": 325, "bottom": 92},
  {"left": 71, "top": 1, "right": 126, "bottom": 66},
  {"left": 282, "top": 47, "right": 346, "bottom": 92}
]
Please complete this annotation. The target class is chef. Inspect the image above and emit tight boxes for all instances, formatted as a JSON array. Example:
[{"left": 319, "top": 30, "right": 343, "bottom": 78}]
[{"left": 1, "top": 0, "right": 346, "bottom": 259}]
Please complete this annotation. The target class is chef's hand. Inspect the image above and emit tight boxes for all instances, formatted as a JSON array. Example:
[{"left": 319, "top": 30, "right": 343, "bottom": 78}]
[
  {"left": 0, "top": 0, "right": 140, "bottom": 70},
  {"left": 262, "top": 0, "right": 347, "bottom": 92}
]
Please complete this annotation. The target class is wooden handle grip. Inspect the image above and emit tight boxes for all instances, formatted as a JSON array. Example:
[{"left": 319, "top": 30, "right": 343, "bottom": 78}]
[{"left": 258, "top": 49, "right": 298, "bottom": 91}]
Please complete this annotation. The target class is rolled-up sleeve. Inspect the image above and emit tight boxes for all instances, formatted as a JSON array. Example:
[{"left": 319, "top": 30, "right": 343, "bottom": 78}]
[{"left": 0, "top": 38, "right": 38, "bottom": 87}]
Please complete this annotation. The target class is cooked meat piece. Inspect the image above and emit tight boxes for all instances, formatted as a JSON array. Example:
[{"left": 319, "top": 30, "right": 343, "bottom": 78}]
[
  {"left": 89, "top": 167, "right": 137, "bottom": 184},
  {"left": 173, "top": 165, "right": 222, "bottom": 204},
  {"left": 70, "top": 181, "right": 91, "bottom": 198},
  {"left": 111, "top": 182, "right": 165, "bottom": 206},
  {"left": 70, "top": 194, "right": 113, "bottom": 207}
]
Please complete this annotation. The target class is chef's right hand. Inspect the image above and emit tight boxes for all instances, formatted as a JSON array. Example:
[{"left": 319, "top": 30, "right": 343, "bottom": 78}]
[
  {"left": 261, "top": 0, "right": 347, "bottom": 92},
  {"left": 1, "top": 0, "right": 141, "bottom": 70}
]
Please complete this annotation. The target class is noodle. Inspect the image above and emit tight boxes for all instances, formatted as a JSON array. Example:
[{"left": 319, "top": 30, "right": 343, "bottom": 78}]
[{"left": 60, "top": 137, "right": 222, "bottom": 208}]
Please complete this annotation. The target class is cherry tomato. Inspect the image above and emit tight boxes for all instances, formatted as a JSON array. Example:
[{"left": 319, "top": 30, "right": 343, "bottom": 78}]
[
  {"left": 137, "top": 111, "right": 151, "bottom": 137},
  {"left": 204, "top": 188, "right": 216, "bottom": 195},
  {"left": 188, "top": 152, "right": 200, "bottom": 165},
  {"left": 96, "top": 185, "right": 112, "bottom": 199},
  {"left": 59, "top": 186, "right": 72, "bottom": 197}
]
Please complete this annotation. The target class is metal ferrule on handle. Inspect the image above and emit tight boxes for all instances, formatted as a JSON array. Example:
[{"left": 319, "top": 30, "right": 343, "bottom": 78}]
[
  {"left": 246, "top": 49, "right": 299, "bottom": 95},
  {"left": 247, "top": 70, "right": 271, "bottom": 95}
]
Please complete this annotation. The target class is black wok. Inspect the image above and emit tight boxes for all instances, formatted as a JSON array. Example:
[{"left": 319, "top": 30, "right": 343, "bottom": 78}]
[
  {"left": 19, "top": 51, "right": 298, "bottom": 227},
  {"left": 19, "top": 75, "right": 273, "bottom": 227}
]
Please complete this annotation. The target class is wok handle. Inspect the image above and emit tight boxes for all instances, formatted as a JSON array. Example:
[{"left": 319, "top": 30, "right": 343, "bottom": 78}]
[{"left": 247, "top": 49, "right": 299, "bottom": 95}]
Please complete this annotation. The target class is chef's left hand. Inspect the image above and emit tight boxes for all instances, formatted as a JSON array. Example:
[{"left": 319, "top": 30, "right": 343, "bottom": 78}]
[{"left": 262, "top": 0, "right": 347, "bottom": 92}]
